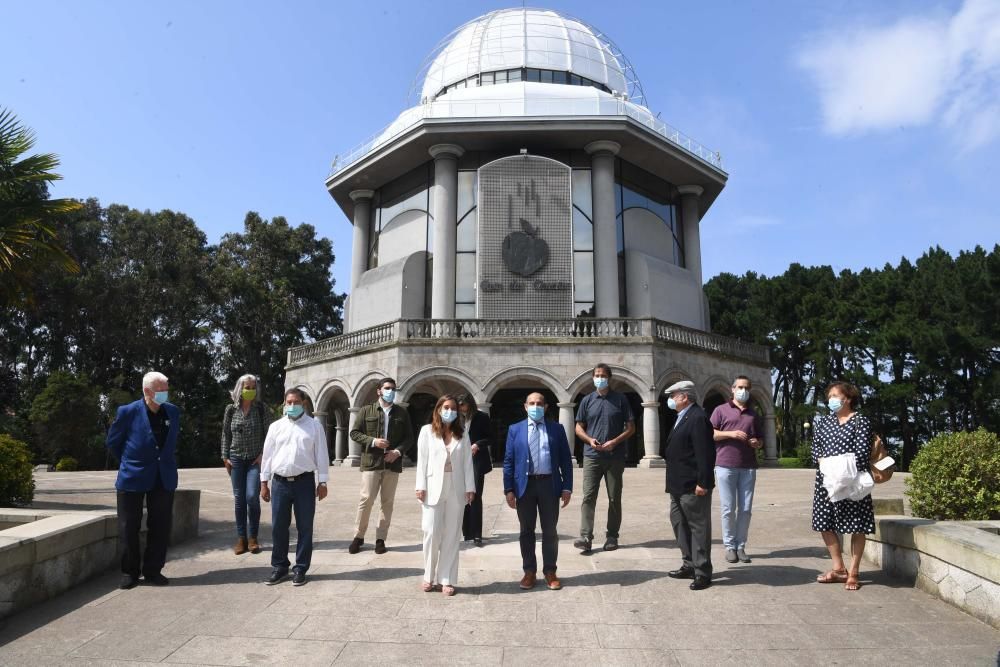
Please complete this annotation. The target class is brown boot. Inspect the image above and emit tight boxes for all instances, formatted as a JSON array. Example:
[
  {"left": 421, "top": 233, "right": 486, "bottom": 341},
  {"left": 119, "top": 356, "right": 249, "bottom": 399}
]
[
  {"left": 248, "top": 537, "right": 261, "bottom": 554},
  {"left": 234, "top": 537, "right": 248, "bottom": 555}
]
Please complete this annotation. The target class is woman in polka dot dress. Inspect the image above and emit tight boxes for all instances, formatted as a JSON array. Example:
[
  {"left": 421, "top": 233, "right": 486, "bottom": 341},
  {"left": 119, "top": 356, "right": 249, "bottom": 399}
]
[{"left": 811, "top": 381, "right": 875, "bottom": 591}]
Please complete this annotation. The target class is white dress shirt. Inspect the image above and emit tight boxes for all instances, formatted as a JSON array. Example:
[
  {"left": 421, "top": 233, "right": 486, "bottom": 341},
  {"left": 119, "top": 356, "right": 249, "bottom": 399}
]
[{"left": 260, "top": 414, "right": 330, "bottom": 482}]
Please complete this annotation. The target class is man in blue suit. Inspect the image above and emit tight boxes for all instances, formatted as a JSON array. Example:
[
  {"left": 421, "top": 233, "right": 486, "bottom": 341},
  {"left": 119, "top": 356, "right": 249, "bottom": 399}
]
[
  {"left": 106, "top": 371, "right": 180, "bottom": 590},
  {"left": 503, "top": 392, "right": 573, "bottom": 591}
]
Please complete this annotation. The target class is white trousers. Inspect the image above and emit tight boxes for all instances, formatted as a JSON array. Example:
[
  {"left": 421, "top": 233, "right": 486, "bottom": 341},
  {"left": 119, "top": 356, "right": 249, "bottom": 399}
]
[{"left": 421, "top": 472, "right": 464, "bottom": 585}]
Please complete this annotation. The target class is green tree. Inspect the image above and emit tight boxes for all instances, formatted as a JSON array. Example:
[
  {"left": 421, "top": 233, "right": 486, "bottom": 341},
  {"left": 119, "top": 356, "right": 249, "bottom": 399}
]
[
  {"left": 28, "top": 371, "right": 105, "bottom": 468},
  {"left": 0, "top": 108, "right": 81, "bottom": 305}
]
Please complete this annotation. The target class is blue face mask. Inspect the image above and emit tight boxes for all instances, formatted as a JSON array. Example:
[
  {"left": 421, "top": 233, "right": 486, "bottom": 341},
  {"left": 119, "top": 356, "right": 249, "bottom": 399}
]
[
  {"left": 667, "top": 397, "right": 678, "bottom": 411},
  {"left": 285, "top": 404, "right": 304, "bottom": 419},
  {"left": 827, "top": 398, "right": 843, "bottom": 413},
  {"left": 593, "top": 377, "right": 609, "bottom": 390},
  {"left": 381, "top": 389, "right": 396, "bottom": 404},
  {"left": 526, "top": 405, "right": 545, "bottom": 422},
  {"left": 153, "top": 390, "right": 169, "bottom": 405},
  {"left": 440, "top": 408, "right": 458, "bottom": 424}
]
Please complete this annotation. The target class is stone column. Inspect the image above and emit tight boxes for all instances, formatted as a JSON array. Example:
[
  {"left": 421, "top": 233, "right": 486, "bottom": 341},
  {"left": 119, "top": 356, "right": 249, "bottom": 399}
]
[
  {"left": 639, "top": 401, "right": 665, "bottom": 468},
  {"left": 764, "top": 413, "right": 778, "bottom": 465},
  {"left": 678, "top": 184, "right": 705, "bottom": 328},
  {"left": 349, "top": 190, "right": 374, "bottom": 294},
  {"left": 345, "top": 407, "right": 362, "bottom": 467},
  {"left": 585, "top": 141, "right": 621, "bottom": 318},
  {"left": 429, "top": 144, "right": 464, "bottom": 319},
  {"left": 334, "top": 425, "right": 347, "bottom": 466},
  {"left": 557, "top": 402, "right": 579, "bottom": 466}
]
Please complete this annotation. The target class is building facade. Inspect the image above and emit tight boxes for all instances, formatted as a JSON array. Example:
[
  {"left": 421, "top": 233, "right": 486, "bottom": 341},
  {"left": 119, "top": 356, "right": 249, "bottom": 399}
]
[{"left": 286, "top": 8, "right": 775, "bottom": 466}]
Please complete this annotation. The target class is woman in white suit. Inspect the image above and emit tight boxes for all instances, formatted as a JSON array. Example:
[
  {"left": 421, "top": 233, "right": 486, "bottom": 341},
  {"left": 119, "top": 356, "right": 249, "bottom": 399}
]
[{"left": 415, "top": 394, "right": 476, "bottom": 595}]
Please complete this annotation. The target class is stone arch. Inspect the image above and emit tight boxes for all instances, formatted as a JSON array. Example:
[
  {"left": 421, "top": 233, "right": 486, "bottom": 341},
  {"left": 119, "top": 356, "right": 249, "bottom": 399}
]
[
  {"left": 315, "top": 380, "right": 352, "bottom": 464},
  {"left": 316, "top": 378, "right": 353, "bottom": 414},
  {"left": 566, "top": 365, "right": 653, "bottom": 402},
  {"left": 749, "top": 387, "right": 776, "bottom": 418},
  {"left": 700, "top": 374, "right": 731, "bottom": 412},
  {"left": 352, "top": 369, "right": 392, "bottom": 407},
  {"left": 397, "top": 366, "right": 483, "bottom": 403},
  {"left": 288, "top": 383, "right": 317, "bottom": 416},
  {"left": 482, "top": 366, "right": 566, "bottom": 404},
  {"left": 654, "top": 367, "right": 695, "bottom": 396}
]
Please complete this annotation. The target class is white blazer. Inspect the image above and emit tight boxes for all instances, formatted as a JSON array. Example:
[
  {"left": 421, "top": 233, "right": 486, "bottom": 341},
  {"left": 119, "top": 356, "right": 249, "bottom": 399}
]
[{"left": 415, "top": 424, "right": 476, "bottom": 506}]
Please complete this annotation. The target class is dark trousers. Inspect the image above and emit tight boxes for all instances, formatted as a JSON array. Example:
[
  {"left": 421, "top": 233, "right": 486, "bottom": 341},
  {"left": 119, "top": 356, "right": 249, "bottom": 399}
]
[
  {"left": 270, "top": 473, "right": 316, "bottom": 574},
  {"left": 462, "top": 471, "right": 487, "bottom": 540},
  {"left": 670, "top": 491, "right": 713, "bottom": 578},
  {"left": 579, "top": 457, "right": 625, "bottom": 540},
  {"left": 117, "top": 486, "right": 174, "bottom": 578},
  {"left": 516, "top": 476, "right": 560, "bottom": 574}
]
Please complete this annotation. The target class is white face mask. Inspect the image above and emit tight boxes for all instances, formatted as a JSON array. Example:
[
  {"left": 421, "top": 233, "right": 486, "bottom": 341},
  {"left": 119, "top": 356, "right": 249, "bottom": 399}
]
[
  {"left": 734, "top": 388, "right": 750, "bottom": 403},
  {"left": 440, "top": 408, "right": 458, "bottom": 424}
]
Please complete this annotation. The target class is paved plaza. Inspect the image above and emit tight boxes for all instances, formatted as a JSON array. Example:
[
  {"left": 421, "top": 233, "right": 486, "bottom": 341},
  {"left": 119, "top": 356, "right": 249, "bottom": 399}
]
[{"left": 1, "top": 467, "right": 998, "bottom": 665}]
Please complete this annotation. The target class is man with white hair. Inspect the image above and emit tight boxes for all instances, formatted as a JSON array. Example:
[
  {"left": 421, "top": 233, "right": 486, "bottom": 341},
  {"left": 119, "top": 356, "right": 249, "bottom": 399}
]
[
  {"left": 662, "top": 380, "right": 716, "bottom": 591},
  {"left": 106, "top": 371, "right": 180, "bottom": 590}
]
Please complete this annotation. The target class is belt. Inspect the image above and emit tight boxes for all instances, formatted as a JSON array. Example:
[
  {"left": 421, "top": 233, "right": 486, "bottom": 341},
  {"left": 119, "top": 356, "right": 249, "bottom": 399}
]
[
  {"left": 272, "top": 471, "right": 314, "bottom": 483},
  {"left": 528, "top": 474, "right": 551, "bottom": 479}
]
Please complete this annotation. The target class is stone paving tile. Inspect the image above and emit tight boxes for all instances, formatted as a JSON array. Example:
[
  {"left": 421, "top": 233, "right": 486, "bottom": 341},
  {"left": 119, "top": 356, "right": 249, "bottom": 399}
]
[
  {"left": 333, "top": 641, "right": 503, "bottom": 665},
  {"left": 502, "top": 646, "right": 678, "bottom": 665},
  {"left": 163, "top": 609, "right": 307, "bottom": 639},
  {"left": 162, "top": 635, "right": 346, "bottom": 666},
  {"left": 0, "top": 626, "right": 103, "bottom": 660},
  {"left": 596, "top": 623, "right": 828, "bottom": 651},
  {"left": 68, "top": 630, "right": 195, "bottom": 662},
  {"left": 438, "top": 619, "right": 599, "bottom": 647},
  {"left": 398, "top": 596, "right": 539, "bottom": 621},
  {"left": 267, "top": 593, "right": 404, "bottom": 617},
  {"left": 291, "top": 615, "right": 445, "bottom": 644}
]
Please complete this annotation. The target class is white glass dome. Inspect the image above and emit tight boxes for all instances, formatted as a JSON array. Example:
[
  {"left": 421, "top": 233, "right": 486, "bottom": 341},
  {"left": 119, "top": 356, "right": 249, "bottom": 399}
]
[{"left": 416, "top": 7, "right": 645, "bottom": 104}]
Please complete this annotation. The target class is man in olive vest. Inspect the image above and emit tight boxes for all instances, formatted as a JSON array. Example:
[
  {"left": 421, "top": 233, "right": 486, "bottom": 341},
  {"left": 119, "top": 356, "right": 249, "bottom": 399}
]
[{"left": 348, "top": 378, "right": 414, "bottom": 554}]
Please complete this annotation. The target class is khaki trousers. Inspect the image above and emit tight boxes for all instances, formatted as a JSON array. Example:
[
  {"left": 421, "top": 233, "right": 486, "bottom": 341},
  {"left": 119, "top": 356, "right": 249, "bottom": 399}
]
[{"left": 354, "top": 469, "right": 400, "bottom": 541}]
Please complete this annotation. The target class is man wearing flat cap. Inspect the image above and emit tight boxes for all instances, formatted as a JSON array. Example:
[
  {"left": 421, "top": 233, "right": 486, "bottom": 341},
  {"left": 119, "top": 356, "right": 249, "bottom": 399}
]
[{"left": 662, "top": 380, "right": 716, "bottom": 590}]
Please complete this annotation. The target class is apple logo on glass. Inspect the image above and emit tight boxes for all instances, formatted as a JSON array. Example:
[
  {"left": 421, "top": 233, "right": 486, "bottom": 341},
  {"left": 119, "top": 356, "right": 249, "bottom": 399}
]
[{"left": 502, "top": 217, "right": 549, "bottom": 276}]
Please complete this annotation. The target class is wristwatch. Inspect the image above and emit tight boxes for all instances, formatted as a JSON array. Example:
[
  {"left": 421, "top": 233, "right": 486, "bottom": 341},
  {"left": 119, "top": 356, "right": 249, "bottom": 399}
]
[{"left": 318, "top": 482, "right": 327, "bottom": 487}]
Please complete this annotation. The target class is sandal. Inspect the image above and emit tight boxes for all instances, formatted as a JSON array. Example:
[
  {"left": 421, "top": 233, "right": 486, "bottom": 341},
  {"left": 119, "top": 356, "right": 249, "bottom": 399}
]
[
  {"left": 420, "top": 581, "right": 434, "bottom": 592},
  {"left": 816, "top": 569, "right": 848, "bottom": 584},
  {"left": 441, "top": 585, "right": 456, "bottom": 596},
  {"left": 845, "top": 571, "right": 861, "bottom": 591}
]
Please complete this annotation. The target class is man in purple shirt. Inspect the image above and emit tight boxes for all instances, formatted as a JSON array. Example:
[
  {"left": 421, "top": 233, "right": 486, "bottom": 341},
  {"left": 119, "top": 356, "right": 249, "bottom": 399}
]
[{"left": 709, "top": 375, "right": 761, "bottom": 564}]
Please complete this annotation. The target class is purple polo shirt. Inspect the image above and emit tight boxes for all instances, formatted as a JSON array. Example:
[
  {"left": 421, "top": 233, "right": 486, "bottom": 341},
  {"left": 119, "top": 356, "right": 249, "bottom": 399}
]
[{"left": 710, "top": 401, "right": 760, "bottom": 469}]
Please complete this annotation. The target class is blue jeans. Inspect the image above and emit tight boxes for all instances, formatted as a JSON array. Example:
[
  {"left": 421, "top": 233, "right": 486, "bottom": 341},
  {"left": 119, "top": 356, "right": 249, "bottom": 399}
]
[
  {"left": 715, "top": 466, "right": 756, "bottom": 550},
  {"left": 270, "top": 473, "right": 316, "bottom": 574},
  {"left": 229, "top": 458, "right": 261, "bottom": 539}
]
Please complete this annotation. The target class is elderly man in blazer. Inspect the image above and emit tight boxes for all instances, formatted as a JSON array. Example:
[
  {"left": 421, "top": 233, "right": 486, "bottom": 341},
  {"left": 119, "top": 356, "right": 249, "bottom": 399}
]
[
  {"left": 503, "top": 392, "right": 573, "bottom": 591},
  {"left": 106, "top": 371, "right": 180, "bottom": 590},
  {"left": 663, "top": 380, "right": 717, "bottom": 590}
]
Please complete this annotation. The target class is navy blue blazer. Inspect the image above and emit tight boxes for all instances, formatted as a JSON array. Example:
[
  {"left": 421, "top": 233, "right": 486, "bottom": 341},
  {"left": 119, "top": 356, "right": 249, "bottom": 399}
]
[
  {"left": 503, "top": 418, "right": 573, "bottom": 499},
  {"left": 106, "top": 399, "right": 180, "bottom": 492}
]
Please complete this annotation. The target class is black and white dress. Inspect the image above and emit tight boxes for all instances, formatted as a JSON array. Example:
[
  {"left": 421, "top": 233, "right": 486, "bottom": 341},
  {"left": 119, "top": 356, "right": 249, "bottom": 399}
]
[{"left": 811, "top": 413, "right": 875, "bottom": 534}]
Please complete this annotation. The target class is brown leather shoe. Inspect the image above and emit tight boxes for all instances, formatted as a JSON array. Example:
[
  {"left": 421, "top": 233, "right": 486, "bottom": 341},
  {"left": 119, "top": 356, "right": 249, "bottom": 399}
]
[
  {"left": 544, "top": 572, "right": 561, "bottom": 590},
  {"left": 233, "top": 537, "right": 248, "bottom": 555},
  {"left": 348, "top": 537, "right": 363, "bottom": 554},
  {"left": 248, "top": 537, "right": 261, "bottom": 554},
  {"left": 519, "top": 572, "right": 536, "bottom": 590}
]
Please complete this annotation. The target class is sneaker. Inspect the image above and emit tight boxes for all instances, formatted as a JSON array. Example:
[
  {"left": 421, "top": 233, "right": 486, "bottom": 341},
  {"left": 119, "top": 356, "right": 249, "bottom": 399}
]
[
  {"left": 725, "top": 549, "right": 739, "bottom": 563},
  {"left": 737, "top": 548, "right": 751, "bottom": 563},
  {"left": 119, "top": 574, "right": 139, "bottom": 590},
  {"left": 602, "top": 538, "right": 619, "bottom": 551},
  {"left": 573, "top": 538, "right": 592, "bottom": 552},
  {"left": 292, "top": 571, "right": 307, "bottom": 586},
  {"left": 374, "top": 539, "right": 387, "bottom": 554},
  {"left": 143, "top": 573, "right": 169, "bottom": 586},
  {"left": 348, "top": 537, "right": 363, "bottom": 554},
  {"left": 265, "top": 570, "right": 288, "bottom": 585}
]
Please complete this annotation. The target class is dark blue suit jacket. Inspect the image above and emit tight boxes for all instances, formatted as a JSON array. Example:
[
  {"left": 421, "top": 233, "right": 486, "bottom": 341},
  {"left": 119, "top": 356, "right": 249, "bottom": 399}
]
[
  {"left": 503, "top": 418, "right": 573, "bottom": 499},
  {"left": 106, "top": 399, "right": 180, "bottom": 492}
]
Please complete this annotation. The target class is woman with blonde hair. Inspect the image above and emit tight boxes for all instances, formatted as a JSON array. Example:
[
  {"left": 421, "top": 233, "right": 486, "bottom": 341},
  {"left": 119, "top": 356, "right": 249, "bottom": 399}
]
[
  {"left": 415, "top": 394, "right": 476, "bottom": 595},
  {"left": 221, "top": 374, "right": 270, "bottom": 555}
]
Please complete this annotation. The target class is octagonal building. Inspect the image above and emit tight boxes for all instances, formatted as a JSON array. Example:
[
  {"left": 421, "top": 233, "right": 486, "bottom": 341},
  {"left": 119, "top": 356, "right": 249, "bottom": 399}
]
[{"left": 286, "top": 7, "right": 776, "bottom": 467}]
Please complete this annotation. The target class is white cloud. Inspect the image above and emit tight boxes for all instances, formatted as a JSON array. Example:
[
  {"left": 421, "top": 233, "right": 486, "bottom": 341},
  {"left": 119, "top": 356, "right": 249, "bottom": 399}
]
[{"left": 797, "top": 0, "right": 1000, "bottom": 151}]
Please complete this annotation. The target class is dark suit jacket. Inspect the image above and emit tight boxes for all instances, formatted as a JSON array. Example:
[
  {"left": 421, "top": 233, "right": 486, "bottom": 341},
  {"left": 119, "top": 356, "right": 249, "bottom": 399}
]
[
  {"left": 467, "top": 410, "right": 493, "bottom": 476},
  {"left": 503, "top": 419, "right": 573, "bottom": 499},
  {"left": 106, "top": 399, "right": 180, "bottom": 492},
  {"left": 664, "top": 403, "right": 716, "bottom": 495},
  {"left": 350, "top": 402, "right": 415, "bottom": 472}
]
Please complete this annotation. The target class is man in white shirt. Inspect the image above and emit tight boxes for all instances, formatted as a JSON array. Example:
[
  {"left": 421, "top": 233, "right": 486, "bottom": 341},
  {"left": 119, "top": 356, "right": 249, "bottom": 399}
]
[{"left": 260, "top": 387, "right": 330, "bottom": 586}]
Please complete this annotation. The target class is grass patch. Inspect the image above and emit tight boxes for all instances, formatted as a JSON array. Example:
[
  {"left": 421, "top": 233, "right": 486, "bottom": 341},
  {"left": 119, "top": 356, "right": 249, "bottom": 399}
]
[{"left": 777, "top": 457, "right": 805, "bottom": 469}]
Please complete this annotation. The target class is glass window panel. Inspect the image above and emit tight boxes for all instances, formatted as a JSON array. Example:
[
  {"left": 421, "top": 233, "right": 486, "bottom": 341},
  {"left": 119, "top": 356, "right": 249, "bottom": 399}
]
[
  {"left": 379, "top": 209, "right": 428, "bottom": 265},
  {"left": 540, "top": 69, "right": 553, "bottom": 83},
  {"left": 573, "top": 207, "right": 593, "bottom": 251},
  {"left": 481, "top": 71, "right": 494, "bottom": 85},
  {"left": 621, "top": 184, "right": 647, "bottom": 212},
  {"left": 379, "top": 186, "right": 427, "bottom": 227},
  {"left": 570, "top": 73, "right": 581, "bottom": 86},
  {"left": 526, "top": 68, "right": 540, "bottom": 82},
  {"left": 457, "top": 171, "right": 476, "bottom": 219},
  {"left": 456, "top": 208, "right": 478, "bottom": 252},
  {"left": 456, "top": 253, "right": 477, "bottom": 304},
  {"left": 674, "top": 238, "right": 685, "bottom": 268},
  {"left": 456, "top": 303, "right": 476, "bottom": 319},
  {"left": 572, "top": 170, "right": 592, "bottom": 218},
  {"left": 553, "top": 71, "right": 567, "bottom": 84},
  {"left": 495, "top": 70, "right": 507, "bottom": 83},
  {"left": 574, "top": 252, "right": 594, "bottom": 302},
  {"left": 509, "top": 68, "right": 522, "bottom": 82},
  {"left": 575, "top": 302, "right": 595, "bottom": 318}
]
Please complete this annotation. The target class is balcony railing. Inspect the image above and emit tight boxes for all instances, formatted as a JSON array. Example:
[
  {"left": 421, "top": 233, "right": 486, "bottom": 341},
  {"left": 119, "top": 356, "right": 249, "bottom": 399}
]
[{"left": 287, "top": 318, "right": 769, "bottom": 366}]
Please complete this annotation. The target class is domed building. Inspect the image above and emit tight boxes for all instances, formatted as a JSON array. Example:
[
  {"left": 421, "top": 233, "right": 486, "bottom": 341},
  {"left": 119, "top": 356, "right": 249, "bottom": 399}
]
[{"left": 286, "top": 7, "right": 776, "bottom": 466}]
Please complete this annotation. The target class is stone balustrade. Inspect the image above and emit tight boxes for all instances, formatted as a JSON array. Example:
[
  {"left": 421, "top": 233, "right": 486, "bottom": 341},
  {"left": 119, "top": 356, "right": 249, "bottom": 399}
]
[{"left": 288, "top": 317, "right": 769, "bottom": 367}]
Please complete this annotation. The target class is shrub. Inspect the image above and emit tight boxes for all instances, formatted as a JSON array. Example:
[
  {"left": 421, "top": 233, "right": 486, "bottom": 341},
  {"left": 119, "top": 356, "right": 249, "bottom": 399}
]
[
  {"left": 0, "top": 434, "right": 35, "bottom": 506},
  {"left": 906, "top": 428, "right": 1000, "bottom": 520},
  {"left": 55, "top": 456, "right": 79, "bottom": 472},
  {"left": 777, "top": 457, "right": 804, "bottom": 469}
]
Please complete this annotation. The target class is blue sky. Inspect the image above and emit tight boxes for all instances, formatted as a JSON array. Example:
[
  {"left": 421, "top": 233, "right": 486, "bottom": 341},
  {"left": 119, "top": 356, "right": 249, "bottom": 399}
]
[{"left": 3, "top": 0, "right": 998, "bottom": 296}]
